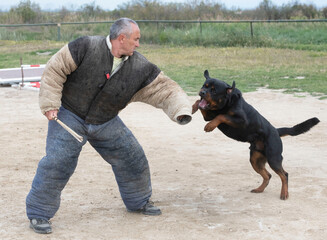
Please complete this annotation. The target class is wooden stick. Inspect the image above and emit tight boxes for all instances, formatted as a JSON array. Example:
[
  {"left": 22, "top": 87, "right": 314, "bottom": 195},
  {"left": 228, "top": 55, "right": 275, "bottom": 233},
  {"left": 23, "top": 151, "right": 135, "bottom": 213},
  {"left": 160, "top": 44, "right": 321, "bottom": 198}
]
[{"left": 53, "top": 117, "right": 83, "bottom": 143}]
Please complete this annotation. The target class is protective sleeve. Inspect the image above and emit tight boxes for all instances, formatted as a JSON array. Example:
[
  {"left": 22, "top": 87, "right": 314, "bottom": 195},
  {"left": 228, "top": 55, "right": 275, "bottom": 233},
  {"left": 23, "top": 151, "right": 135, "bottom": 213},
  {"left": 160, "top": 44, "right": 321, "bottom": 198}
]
[
  {"left": 39, "top": 44, "right": 77, "bottom": 115},
  {"left": 130, "top": 71, "right": 192, "bottom": 125}
]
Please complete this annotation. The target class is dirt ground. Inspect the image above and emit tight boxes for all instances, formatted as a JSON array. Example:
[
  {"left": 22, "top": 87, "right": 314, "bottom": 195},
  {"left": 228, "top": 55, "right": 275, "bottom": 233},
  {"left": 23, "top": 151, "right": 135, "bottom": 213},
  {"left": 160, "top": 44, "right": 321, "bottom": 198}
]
[{"left": 0, "top": 87, "right": 326, "bottom": 240}]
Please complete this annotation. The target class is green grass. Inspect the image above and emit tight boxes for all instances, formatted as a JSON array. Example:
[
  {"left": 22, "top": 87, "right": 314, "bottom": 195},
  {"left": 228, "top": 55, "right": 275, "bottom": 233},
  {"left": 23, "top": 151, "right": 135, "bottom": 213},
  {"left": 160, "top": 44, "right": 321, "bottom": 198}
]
[
  {"left": 141, "top": 45, "right": 327, "bottom": 99},
  {"left": 1, "top": 22, "right": 327, "bottom": 51},
  {"left": 0, "top": 41, "right": 326, "bottom": 99},
  {"left": 0, "top": 40, "right": 62, "bottom": 67}
]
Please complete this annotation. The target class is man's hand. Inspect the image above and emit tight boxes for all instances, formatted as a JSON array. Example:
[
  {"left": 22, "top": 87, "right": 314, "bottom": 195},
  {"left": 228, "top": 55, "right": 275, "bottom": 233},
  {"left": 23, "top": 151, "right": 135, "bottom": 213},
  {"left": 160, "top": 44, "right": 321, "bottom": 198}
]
[{"left": 45, "top": 110, "right": 58, "bottom": 121}]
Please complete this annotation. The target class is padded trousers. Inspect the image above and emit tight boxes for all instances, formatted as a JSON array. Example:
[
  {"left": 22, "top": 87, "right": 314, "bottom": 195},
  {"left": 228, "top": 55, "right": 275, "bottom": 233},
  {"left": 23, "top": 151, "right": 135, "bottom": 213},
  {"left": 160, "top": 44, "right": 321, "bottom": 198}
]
[{"left": 26, "top": 107, "right": 152, "bottom": 220}]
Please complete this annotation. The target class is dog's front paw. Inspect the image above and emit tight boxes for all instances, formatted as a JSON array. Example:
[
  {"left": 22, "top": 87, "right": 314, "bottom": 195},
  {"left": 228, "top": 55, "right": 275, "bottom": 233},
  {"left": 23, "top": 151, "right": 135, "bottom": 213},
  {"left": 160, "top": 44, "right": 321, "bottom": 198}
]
[{"left": 204, "top": 122, "right": 217, "bottom": 132}]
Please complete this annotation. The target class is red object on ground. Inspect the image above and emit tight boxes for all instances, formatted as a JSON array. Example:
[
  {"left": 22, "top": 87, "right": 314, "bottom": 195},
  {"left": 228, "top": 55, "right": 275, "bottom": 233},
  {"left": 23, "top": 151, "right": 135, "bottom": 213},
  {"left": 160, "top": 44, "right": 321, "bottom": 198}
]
[{"left": 30, "top": 82, "right": 41, "bottom": 88}]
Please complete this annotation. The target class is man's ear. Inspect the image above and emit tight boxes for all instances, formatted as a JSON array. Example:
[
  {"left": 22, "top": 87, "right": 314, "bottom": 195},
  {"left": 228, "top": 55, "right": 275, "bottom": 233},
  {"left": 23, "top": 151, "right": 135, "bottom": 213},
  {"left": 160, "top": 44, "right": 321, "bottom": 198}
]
[{"left": 118, "top": 34, "right": 126, "bottom": 43}]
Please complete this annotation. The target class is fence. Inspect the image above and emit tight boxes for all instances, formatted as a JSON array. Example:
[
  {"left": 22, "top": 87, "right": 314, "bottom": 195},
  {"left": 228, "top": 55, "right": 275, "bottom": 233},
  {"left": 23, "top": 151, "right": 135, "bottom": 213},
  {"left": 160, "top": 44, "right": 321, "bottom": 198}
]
[{"left": 0, "top": 19, "right": 326, "bottom": 41}]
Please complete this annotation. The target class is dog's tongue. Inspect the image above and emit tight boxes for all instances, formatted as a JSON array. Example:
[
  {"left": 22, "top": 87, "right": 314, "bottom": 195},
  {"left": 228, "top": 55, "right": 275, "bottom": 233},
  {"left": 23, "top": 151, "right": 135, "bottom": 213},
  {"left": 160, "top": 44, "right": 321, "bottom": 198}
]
[{"left": 199, "top": 99, "right": 208, "bottom": 109}]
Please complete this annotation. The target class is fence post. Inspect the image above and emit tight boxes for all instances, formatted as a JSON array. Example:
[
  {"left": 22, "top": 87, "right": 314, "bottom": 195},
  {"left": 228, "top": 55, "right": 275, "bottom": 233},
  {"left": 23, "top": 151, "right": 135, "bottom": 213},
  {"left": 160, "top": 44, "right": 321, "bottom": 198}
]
[
  {"left": 250, "top": 21, "right": 253, "bottom": 38},
  {"left": 57, "top": 23, "right": 61, "bottom": 41},
  {"left": 20, "top": 57, "right": 24, "bottom": 87},
  {"left": 200, "top": 21, "right": 202, "bottom": 34}
]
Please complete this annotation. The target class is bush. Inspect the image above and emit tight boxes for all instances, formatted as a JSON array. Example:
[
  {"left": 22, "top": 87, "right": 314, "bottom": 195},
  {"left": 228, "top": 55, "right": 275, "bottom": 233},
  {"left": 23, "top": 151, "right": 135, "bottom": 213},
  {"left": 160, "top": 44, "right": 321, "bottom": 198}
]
[{"left": 10, "top": 0, "right": 42, "bottom": 23}]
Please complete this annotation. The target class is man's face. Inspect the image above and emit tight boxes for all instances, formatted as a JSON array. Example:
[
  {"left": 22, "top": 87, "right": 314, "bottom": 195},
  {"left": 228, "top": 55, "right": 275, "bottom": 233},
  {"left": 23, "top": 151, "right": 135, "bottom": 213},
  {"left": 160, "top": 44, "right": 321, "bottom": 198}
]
[{"left": 121, "top": 23, "right": 140, "bottom": 56}]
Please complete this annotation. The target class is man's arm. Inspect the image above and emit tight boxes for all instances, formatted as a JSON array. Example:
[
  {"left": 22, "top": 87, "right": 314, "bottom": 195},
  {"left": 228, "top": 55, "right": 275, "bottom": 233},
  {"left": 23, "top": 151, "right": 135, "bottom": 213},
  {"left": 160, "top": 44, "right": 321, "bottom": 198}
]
[
  {"left": 39, "top": 44, "right": 77, "bottom": 116},
  {"left": 130, "top": 72, "right": 192, "bottom": 125}
]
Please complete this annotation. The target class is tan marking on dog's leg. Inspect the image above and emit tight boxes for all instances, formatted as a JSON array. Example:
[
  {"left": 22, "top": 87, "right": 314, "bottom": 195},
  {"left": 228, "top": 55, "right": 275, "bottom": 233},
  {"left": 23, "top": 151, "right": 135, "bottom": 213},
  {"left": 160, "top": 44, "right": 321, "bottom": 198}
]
[
  {"left": 275, "top": 170, "right": 289, "bottom": 200},
  {"left": 250, "top": 151, "right": 271, "bottom": 193},
  {"left": 192, "top": 99, "right": 200, "bottom": 114}
]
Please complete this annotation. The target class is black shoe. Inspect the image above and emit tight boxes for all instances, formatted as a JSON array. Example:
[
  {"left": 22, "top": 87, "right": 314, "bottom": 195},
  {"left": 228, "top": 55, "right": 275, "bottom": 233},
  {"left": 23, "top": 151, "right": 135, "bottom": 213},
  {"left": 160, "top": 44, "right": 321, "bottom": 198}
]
[
  {"left": 128, "top": 201, "right": 162, "bottom": 216},
  {"left": 29, "top": 218, "right": 52, "bottom": 234}
]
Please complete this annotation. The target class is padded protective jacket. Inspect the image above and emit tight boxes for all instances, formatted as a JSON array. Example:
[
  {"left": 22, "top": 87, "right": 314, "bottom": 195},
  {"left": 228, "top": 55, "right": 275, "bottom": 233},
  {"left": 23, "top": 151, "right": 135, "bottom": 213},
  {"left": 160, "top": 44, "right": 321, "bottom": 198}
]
[{"left": 39, "top": 35, "right": 192, "bottom": 125}]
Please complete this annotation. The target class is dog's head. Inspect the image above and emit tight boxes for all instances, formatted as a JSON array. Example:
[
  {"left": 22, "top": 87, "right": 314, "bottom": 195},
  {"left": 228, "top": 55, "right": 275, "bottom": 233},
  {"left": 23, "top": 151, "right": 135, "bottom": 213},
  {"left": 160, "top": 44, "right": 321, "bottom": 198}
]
[{"left": 198, "top": 70, "right": 240, "bottom": 111}]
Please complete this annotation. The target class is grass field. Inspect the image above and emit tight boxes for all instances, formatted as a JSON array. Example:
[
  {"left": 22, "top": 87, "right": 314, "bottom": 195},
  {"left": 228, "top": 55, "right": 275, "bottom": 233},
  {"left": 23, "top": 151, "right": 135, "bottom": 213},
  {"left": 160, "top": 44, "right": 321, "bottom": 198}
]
[
  {"left": 0, "top": 40, "right": 326, "bottom": 99},
  {"left": 1, "top": 21, "right": 327, "bottom": 51}
]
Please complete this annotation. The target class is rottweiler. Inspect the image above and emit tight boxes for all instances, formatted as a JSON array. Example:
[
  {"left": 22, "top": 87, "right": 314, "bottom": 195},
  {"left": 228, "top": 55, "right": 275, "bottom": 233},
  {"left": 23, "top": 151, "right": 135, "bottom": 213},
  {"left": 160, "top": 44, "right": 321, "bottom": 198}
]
[{"left": 192, "top": 70, "right": 320, "bottom": 200}]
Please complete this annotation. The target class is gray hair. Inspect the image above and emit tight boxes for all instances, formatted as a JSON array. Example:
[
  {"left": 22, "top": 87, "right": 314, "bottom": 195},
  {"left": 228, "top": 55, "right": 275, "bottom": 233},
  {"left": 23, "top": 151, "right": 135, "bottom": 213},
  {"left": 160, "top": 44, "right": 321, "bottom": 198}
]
[{"left": 110, "top": 18, "right": 138, "bottom": 40}]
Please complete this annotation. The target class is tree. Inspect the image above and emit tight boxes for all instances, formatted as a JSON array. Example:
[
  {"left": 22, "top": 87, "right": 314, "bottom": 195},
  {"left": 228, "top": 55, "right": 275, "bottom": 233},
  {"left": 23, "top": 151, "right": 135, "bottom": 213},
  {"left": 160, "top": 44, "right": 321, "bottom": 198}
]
[
  {"left": 79, "top": 1, "right": 104, "bottom": 20},
  {"left": 258, "top": 0, "right": 279, "bottom": 20},
  {"left": 300, "top": 4, "right": 317, "bottom": 19},
  {"left": 323, "top": 7, "right": 327, "bottom": 19},
  {"left": 10, "top": 0, "right": 41, "bottom": 23}
]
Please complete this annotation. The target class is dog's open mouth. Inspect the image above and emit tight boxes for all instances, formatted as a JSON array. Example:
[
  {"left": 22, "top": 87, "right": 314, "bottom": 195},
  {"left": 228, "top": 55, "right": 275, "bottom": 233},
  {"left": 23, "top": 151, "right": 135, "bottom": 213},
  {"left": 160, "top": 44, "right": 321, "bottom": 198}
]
[{"left": 198, "top": 98, "right": 209, "bottom": 109}]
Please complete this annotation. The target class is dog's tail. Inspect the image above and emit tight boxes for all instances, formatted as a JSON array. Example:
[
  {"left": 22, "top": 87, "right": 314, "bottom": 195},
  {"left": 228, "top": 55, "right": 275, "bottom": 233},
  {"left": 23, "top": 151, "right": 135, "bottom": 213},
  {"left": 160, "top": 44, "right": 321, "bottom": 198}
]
[{"left": 277, "top": 117, "right": 320, "bottom": 137}]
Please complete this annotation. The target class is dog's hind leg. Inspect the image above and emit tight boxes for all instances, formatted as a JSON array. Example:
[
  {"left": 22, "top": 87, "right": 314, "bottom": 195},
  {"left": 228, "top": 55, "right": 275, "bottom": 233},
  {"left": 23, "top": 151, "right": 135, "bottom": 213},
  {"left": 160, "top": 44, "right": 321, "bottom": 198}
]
[
  {"left": 276, "top": 169, "right": 288, "bottom": 200},
  {"left": 269, "top": 162, "right": 289, "bottom": 200},
  {"left": 265, "top": 139, "right": 289, "bottom": 200},
  {"left": 249, "top": 150, "right": 272, "bottom": 193}
]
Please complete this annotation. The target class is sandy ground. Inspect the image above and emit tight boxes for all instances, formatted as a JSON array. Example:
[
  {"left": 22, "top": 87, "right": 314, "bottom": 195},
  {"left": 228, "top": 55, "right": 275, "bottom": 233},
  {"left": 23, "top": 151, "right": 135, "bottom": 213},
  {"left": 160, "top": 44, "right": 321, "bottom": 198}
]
[{"left": 0, "top": 86, "right": 326, "bottom": 240}]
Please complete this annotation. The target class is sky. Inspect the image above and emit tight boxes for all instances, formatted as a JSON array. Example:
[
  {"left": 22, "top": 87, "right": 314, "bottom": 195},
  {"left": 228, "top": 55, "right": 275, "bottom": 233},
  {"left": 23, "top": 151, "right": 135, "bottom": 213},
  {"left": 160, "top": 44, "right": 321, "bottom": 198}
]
[{"left": 0, "top": 0, "right": 326, "bottom": 11}]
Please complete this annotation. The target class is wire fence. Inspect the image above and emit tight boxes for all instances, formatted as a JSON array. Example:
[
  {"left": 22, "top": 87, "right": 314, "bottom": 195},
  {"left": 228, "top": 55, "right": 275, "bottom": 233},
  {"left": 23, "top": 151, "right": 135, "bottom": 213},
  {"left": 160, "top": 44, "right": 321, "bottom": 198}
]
[{"left": 0, "top": 19, "right": 326, "bottom": 47}]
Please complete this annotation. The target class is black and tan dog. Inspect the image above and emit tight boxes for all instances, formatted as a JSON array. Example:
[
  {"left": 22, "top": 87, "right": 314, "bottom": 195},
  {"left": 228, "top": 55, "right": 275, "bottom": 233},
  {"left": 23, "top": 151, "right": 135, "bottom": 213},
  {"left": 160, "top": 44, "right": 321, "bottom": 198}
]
[{"left": 192, "top": 70, "right": 320, "bottom": 200}]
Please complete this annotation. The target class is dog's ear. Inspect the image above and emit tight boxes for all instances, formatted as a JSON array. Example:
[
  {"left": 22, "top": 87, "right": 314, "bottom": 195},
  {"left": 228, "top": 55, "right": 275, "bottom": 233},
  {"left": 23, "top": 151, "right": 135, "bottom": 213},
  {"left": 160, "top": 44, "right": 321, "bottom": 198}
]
[
  {"left": 226, "top": 81, "right": 241, "bottom": 106},
  {"left": 227, "top": 81, "right": 235, "bottom": 94},
  {"left": 204, "top": 70, "right": 210, "bottom": 79}
]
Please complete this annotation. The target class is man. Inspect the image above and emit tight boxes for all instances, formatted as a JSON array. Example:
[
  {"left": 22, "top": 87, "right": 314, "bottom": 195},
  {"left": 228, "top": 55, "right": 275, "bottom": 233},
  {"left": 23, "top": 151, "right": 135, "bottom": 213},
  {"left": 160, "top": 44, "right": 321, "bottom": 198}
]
[{"left": 26, "top": 18, "right": 192, "bottom": 234}]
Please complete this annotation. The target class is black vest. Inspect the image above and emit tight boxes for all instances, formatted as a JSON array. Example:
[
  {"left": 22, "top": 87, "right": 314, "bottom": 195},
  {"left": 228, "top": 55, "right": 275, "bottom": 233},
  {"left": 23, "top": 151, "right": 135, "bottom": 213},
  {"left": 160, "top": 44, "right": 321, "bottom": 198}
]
[{"left": 61, "top": 36, "right": 161, "bottom": 124}]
